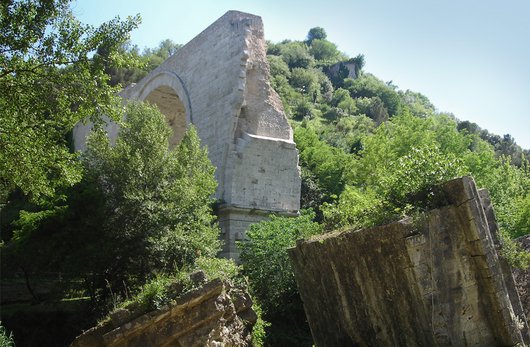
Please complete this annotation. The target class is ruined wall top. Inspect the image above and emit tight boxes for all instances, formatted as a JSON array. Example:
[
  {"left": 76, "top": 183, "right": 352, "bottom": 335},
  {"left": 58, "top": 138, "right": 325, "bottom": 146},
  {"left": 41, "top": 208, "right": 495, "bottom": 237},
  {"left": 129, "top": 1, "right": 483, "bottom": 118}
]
[
  {"left": 122, "top": 10, "right": 292, "bottom": 143},
  {"left": 290, "top": 177, "right": 529, "bottom": 346},
  {"left": 70, "top": 276, "right": 256, "bottom": 346}
]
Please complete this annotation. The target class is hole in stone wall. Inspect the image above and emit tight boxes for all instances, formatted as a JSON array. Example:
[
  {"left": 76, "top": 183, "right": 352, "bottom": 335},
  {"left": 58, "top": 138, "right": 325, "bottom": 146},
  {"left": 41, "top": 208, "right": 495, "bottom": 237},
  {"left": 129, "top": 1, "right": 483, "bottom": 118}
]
[{"left": 144, "top": 85, "right": 187, "bottom": 148}]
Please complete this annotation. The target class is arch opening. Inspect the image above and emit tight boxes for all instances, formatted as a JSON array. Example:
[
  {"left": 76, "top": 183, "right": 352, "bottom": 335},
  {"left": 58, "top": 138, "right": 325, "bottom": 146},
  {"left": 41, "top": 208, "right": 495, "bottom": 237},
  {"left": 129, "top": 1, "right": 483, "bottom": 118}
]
[{"left": 144, "top": 85, "right": 187, "bottom": 147}]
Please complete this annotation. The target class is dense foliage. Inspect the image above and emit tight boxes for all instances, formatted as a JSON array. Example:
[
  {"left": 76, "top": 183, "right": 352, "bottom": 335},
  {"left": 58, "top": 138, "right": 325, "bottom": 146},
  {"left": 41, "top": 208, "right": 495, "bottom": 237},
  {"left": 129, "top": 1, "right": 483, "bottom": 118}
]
[
  {"left": 238, "top": 210, "right": 322, "bottom": 346},
  {"left": 240, "top": 26, "right": 530, "bottom": 344},
  {"left": 0, "top": 0, "right": 140, "bottom": 202},
  {"left": 264, "top": 28, "right": 530, "bottom": 246},
  {"left": 2, "top": 102, "right": 220, "bottom": 305},
  {"left": 239, "top": 211, "right": 322, "bottom": 314},
  {"left": 82, "top": 102, "right": 220, "bottom": 284},
  {"left": 101, "top": 39, "right": 182, "bottom": 87}
]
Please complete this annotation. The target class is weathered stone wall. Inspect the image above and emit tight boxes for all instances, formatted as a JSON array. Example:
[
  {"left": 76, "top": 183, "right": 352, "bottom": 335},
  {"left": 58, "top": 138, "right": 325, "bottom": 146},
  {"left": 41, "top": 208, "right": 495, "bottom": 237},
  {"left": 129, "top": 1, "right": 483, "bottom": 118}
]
[
  {"left": 326, "top": 61, "right": 357, "bottom": 80},
  {"left": 289, "top": 177, "right": 529, "bottom": 346},
  {"left": 73, "top": 11, "right": 301, "bottom": 259},
  {"left": 70, "top": 278, "right": 256, "bottom": 347}
]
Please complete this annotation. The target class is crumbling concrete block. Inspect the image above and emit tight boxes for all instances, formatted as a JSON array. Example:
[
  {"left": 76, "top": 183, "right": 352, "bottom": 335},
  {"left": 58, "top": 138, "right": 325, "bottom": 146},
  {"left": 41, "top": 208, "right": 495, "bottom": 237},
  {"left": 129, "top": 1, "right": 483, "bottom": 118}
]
[
  {"left": 70, "top": 278, "right": 256, "bottom": 347},
  {"left": 289, "top": 177, "right": 529, "bottom": 346}
]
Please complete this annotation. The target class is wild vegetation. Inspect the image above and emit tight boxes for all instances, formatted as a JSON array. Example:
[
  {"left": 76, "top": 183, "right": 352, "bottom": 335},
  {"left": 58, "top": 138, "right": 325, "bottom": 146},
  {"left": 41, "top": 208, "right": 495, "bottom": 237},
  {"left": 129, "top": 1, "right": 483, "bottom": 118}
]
[
  {"left": 0, "top": 2, "right": 246, "bottom": 345},
  {"left": 1, "top": 2, "right": 529, "bottom": 346},
  {"left": 0, "top": 0, "right": 140, "bottom": 204},
  {"left": 241, "top": 26, "right": 530, "bottom": 345}
]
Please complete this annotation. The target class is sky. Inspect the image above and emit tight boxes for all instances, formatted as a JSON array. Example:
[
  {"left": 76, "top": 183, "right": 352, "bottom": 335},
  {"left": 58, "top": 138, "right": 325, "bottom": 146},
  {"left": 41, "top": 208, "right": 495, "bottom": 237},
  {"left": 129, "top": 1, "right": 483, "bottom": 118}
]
[{"left": 72, "top": 0, "right": 530, "bottom": 149}]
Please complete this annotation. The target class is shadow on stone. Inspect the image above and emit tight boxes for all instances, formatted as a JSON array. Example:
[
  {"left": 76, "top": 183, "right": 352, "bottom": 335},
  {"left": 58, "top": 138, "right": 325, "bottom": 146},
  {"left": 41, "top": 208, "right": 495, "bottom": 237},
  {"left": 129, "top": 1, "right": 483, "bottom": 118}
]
[
  {"left": 70, "top": 276, "right": 256, "bottom": 347},
  {"left": 289, "top": 176, "right": 530, "bottom": 346}
]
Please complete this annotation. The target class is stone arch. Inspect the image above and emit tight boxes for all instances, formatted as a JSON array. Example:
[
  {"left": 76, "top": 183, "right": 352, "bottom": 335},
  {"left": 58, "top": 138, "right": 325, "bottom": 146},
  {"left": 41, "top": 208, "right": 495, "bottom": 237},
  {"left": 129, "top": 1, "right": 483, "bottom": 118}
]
[
  {"left": 75, "top": 11, "right": 302, "bottom": 260},
  {"left": 136, "top": 71, "right": 192, "bottom": 146}
]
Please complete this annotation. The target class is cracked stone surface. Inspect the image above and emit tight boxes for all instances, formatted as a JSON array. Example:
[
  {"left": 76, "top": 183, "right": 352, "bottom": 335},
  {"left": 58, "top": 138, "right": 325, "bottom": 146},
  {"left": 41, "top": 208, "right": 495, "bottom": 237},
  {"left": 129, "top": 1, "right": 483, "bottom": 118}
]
[
  {"left": 70, "top": 278, "right": 256, "bottom": 347},
  {"left": 290, "top": 177, "right": 529, "bottom": 346}
]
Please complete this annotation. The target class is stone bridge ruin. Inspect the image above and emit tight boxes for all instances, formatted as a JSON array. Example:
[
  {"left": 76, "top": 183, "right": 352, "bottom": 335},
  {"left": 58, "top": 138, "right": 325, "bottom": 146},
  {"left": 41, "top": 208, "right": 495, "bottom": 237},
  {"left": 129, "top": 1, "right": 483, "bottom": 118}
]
[
  {"left": 290, "top": 177, "right": 529, "bottom": 346},
  {"left": 73, "top": 11, "right": 301, "bottom": 259}
]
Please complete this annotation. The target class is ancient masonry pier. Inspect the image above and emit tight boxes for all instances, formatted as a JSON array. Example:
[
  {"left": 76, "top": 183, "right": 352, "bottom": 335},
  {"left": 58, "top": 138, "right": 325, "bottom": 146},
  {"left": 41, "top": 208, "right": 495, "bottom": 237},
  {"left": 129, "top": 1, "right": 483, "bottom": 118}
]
[
  {"left": 73, "top": 11, "right": 301, "bottom": 259},
  {"left": 289, "top": 177, "right": 529, "bottom": 346}
]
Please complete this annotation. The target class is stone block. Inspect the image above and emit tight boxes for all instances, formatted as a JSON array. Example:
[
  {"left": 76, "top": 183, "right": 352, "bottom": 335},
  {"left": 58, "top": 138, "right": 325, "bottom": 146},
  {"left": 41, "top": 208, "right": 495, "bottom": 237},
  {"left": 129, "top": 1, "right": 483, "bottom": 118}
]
[
  {"left": 289, "top": 177, "right": 529, "bottom": 346},
  {"left": 70, "top": 278, "right": 256, "bottom": 347}
]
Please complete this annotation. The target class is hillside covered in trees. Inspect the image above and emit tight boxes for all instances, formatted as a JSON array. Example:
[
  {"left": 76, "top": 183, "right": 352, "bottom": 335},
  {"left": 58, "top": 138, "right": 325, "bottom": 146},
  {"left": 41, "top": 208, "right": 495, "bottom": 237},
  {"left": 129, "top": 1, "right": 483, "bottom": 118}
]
[
  {"left": 1, "top": 2, "right": 529, "bottom": 346},
  {"left": 265, "top": 27, "right": 530, "bottom": 234},
  {"left": 244, "top": 27, "right": 530, "bottom": 345}
]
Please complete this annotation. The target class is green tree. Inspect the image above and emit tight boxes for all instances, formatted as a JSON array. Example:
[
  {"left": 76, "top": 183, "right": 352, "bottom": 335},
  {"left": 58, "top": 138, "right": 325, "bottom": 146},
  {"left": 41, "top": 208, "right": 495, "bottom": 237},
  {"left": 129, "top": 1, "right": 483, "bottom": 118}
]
[
  {"left": 355, "top": 96, "right": 388, "bottom": 124},
  {"left": 100, "top": 42, "right": 146, "bottom": 87},
  {"left": 319, "top": 115, "right": 375, "bottom": 153},
  {"left": 348, "top": 112, "right": 472, "bottom": 187},
  {"left": 399, "top": 89, "right": 435, "bottom": 118},
  {"left": 141, "top": 38, "right": 182, "bottom": 71},
  {"left": 299, "top": 167, "right": 325, "bottom": 220},
  {"left": 268, "top": 54, "right": 291, "bottom": 79},
  {"left": 479, "top": 157, "right": 530, "bottom": 239},
  {"left": 292, "top": 98, "right": 317, "bottom": 120},
  {"left": 309, "top": 39, "right": 340, "bottom": 62},
  {"left": 514, "top": 194, "right": 530, "bottom": 238},
  {"left": 83, "top": 102, "right": 220, "bottom": 284},
  {"left": 0, "top": 0, "right": 140, "bottom": 203},
  {"left": 345, "top": 73, "right": 402, "bottom": 117},
  {"left": 102, "top": 39, "right": 182, "bottom": 87},
  {"left": 331, "top": 88, "right": 351, "bottom": 106},
  {"left": 306, "top": 27, "right": 327, "bottom": 44},
  {"left": 0, "top": 0, "right": 139, "bottom": 203},
  {"left": 3, "top": 102, "right": 220, "bottom": 302},
  {"left": 323, "top": 143, "right": 467, "bottom": 231},
  {"left": 322, "top": 185, "right": 383, "bottom": 231},
  {"left": 238, "top": 210, "right": 321, "bottom": 345},
  {"left": 382, "top": 144, "right": 466, "bottom": 205},
  {"left": 295, "top": 125, "right": 352, "bottom": 198},
  {"left": 238, "top": 211, "right": 321, "bottom": 313},
  {"left": 321, "top": 111, "right": 530, "bottom": 247},
  {"left": 330, "top": 87, "right": 356, "bottom": 114},
  {"left": 494, "top": 134, "right": 526, "bottom": 166},
  {"left": 280, "top": 41, "right": 314, "bottom": 69},
  {"left": 289, "top": 67, "right": 320, "bottom": 99},
  {"left": 316, "top": 69, "right": 334, "bottom": 102},
  {"left": 266, "top": 40, "right": 283, "bottom": 55}
]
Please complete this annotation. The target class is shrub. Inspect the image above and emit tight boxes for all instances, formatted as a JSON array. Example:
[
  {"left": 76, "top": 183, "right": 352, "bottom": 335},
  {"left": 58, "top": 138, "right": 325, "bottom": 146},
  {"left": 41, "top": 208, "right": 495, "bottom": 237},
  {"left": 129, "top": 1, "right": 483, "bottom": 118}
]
[
  {"left": 280, "top": 42, "right": 314, "bottom": 69},
  {"left": 238, "top": 211, "right": 321, "bottom": 346},
  {"left": 83, "top": 102, "right": 220, "bottom": 287},
  {"left": 0, "top": 324, "right": 14, "bottom": 347},
  {"left": 238, "top": 211, "right": 321, "bottom": 315}
]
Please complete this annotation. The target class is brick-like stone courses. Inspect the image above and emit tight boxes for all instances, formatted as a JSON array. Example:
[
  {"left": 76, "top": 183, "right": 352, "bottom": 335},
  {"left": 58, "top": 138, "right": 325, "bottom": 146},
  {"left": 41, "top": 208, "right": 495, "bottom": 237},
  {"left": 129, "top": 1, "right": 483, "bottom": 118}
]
[
  {"left": 73, "top": 11, "right": 301, "bottom": 259},
  {"left": 70, "top": 278, "right": 256, "bottom": 347},
  {"left": 289, "top": 177, "right": 529, "bottom": 346}
]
